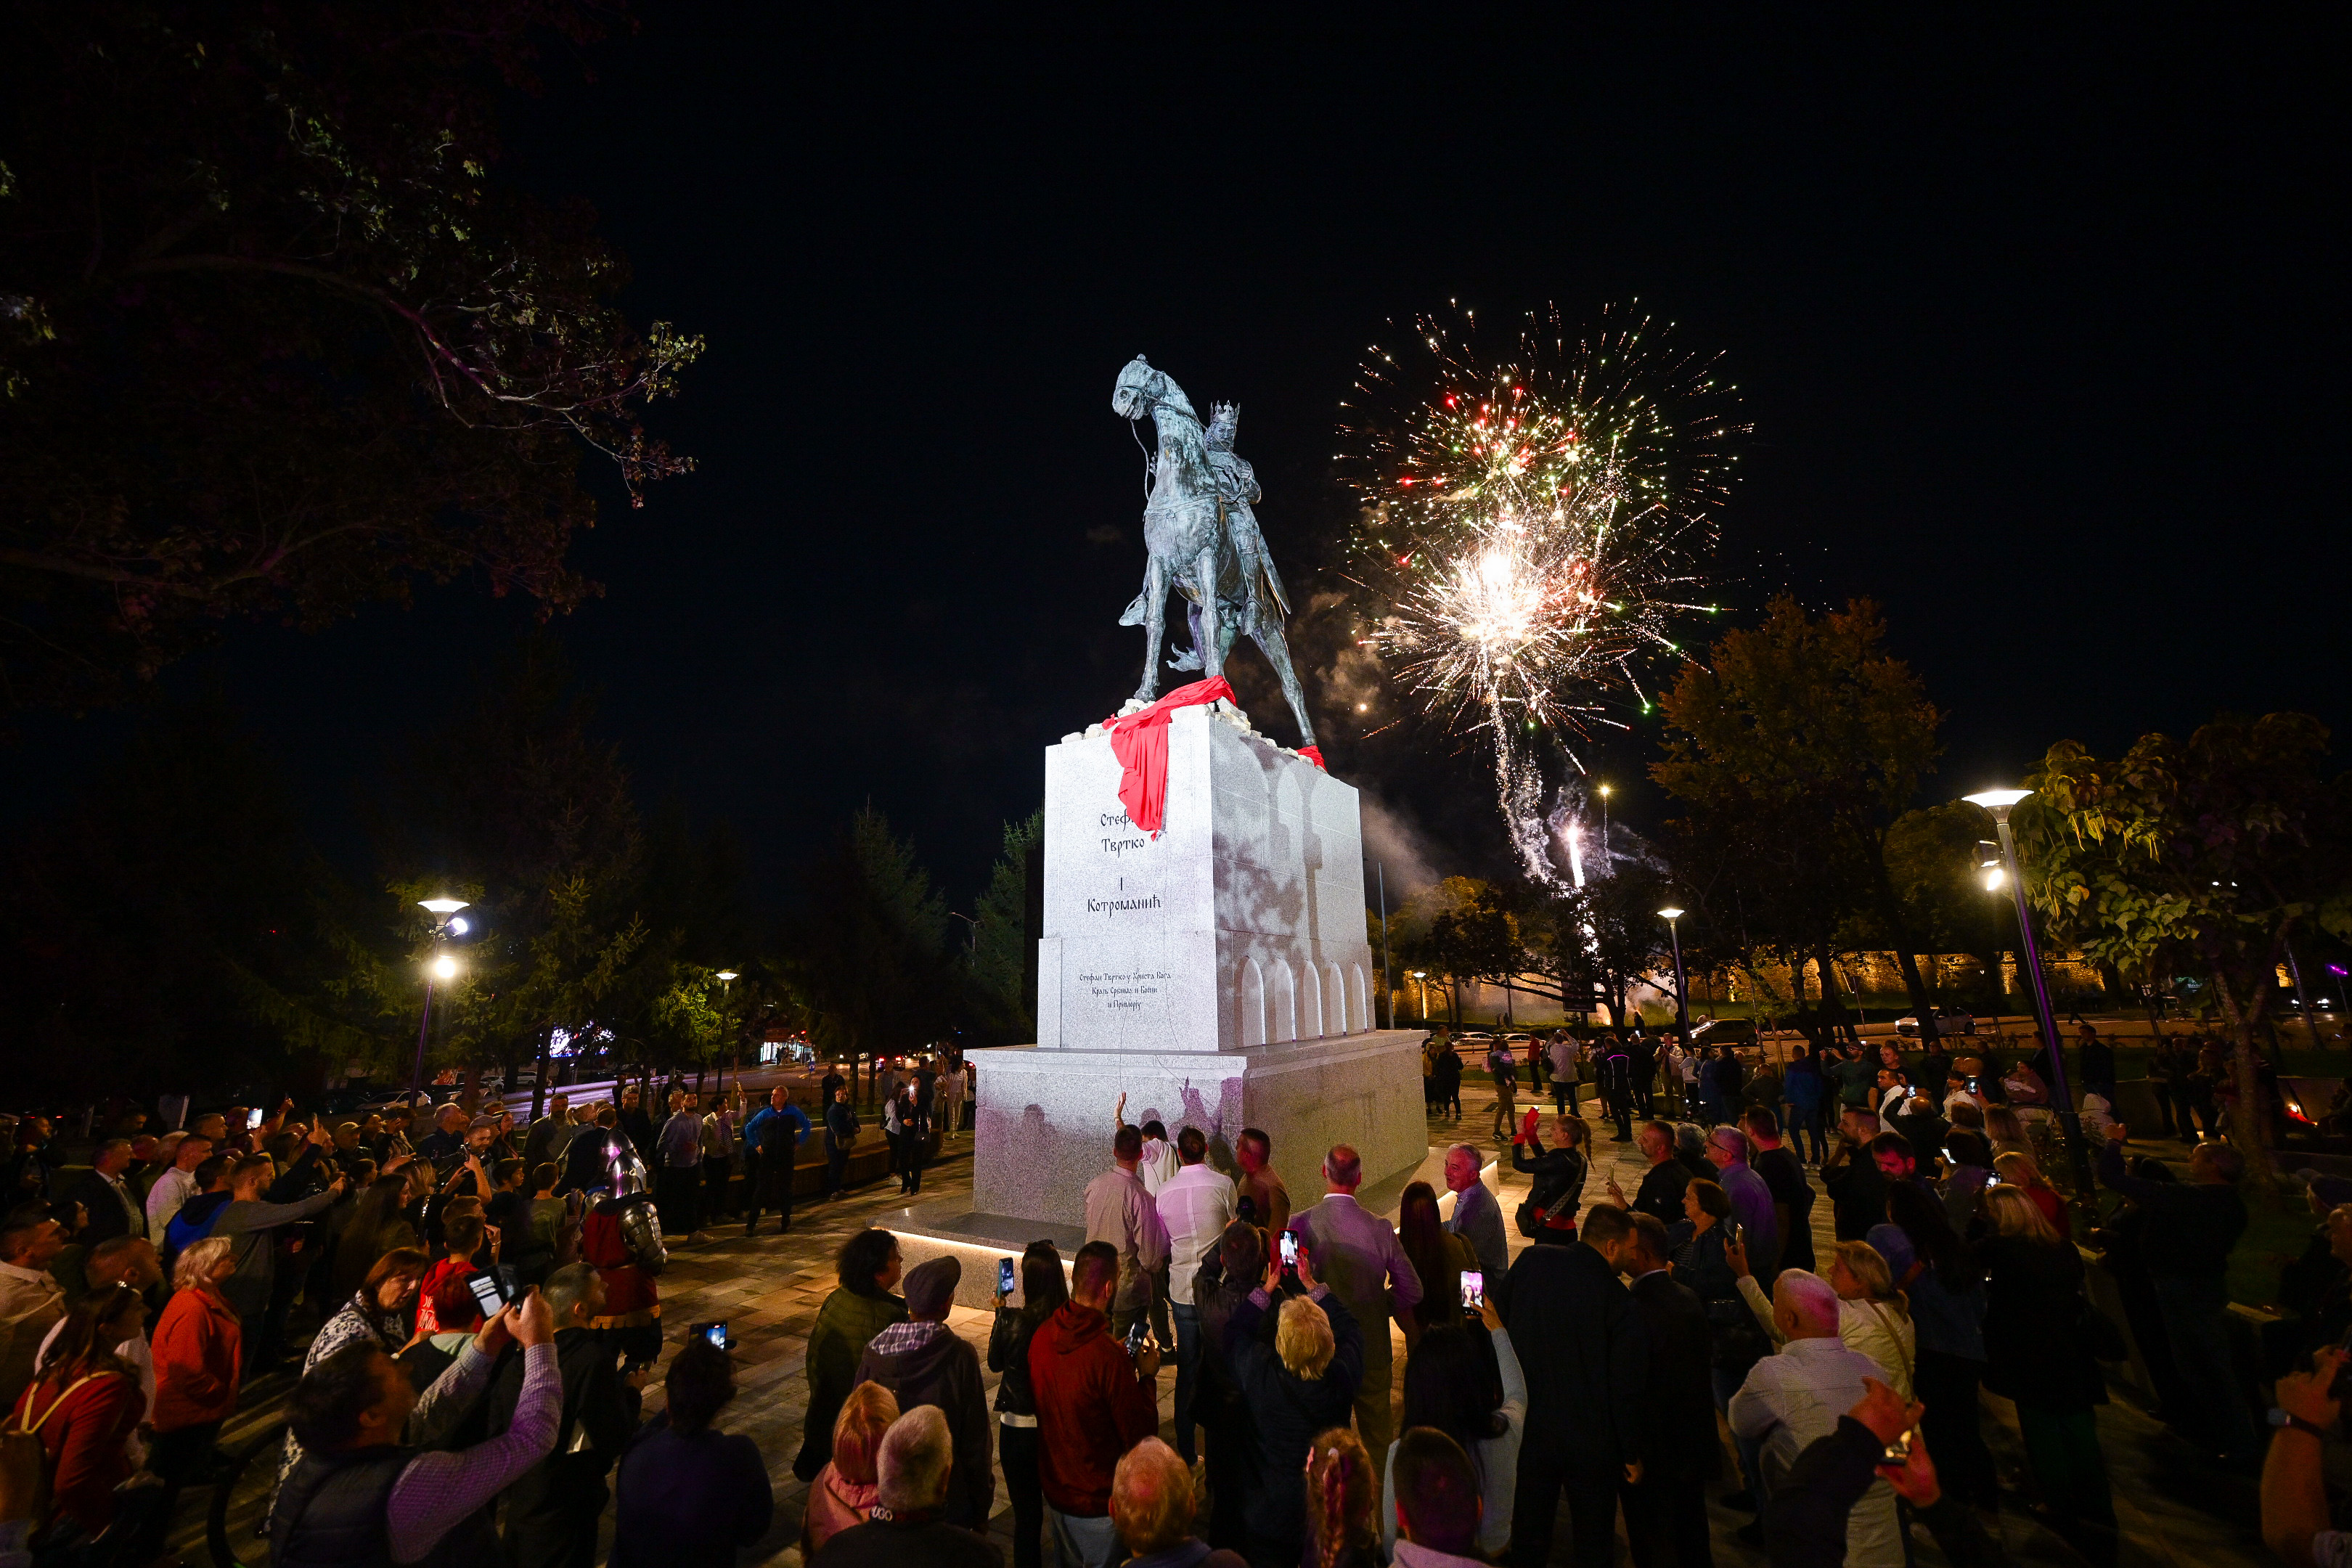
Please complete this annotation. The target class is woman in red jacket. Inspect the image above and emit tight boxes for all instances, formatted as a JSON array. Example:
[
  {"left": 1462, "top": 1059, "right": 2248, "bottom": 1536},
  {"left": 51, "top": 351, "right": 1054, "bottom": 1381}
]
[
  {"left": 150, "top": 1234, "right": 243, "bottom": 1485},
  {"left": 9, "top": 1283, "right": 148, "bottom": 1547}
]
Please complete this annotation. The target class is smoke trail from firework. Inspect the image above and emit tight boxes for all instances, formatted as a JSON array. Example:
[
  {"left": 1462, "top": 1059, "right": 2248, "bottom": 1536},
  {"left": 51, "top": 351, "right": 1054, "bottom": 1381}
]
[{"left": 1338, "top": 303, "right": 1740, "bottom": 884}]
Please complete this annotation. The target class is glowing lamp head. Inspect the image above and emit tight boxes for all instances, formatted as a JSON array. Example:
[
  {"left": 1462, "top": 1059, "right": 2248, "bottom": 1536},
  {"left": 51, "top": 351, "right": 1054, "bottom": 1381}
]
[
  {"left": 1983, "top": 867, "right": 2006, "bottom": 891},
  {"left": 430, "top": 955, "right": 460, "bottom": 981},
  {"left": 447, "top": 917, "right": 469, "bottom": 936},
  {"left": 418, "top": 898, "right": 469, "bottom": 916},
  {"left": 716, "top": 970, "right": 739, "bottom": 983},
  {"left": 1962, "top": 788, "right": 2033, "bottom": 822},
  {"left": 1657, "top": 907, "right": 1685, "bottom": 922}
]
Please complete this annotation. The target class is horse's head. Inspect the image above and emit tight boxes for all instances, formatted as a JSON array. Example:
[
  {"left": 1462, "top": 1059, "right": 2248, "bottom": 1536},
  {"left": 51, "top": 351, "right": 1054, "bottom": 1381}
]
[{"left": 1113, "top": 355, "right": 1198, "bottom": 427}]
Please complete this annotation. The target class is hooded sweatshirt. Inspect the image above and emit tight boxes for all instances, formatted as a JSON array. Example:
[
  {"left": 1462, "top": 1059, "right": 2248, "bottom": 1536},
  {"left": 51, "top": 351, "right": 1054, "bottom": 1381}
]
[
  {"left": 1026, "top": 1302, "right": 1157, "bottom": 1517},
  {"left": 854, "top": 1320, "right": 994, "bottom": 1529}
]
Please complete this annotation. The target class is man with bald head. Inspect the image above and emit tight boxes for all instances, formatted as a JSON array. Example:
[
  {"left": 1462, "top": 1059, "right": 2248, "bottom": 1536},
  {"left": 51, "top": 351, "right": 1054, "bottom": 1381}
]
[{"left": 1726, "top": 1270, "right": 1902, "bottom": 1564}]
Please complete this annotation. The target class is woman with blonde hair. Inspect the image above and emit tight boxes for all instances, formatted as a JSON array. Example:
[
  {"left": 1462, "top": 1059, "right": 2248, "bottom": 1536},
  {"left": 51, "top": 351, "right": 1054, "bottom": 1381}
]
[
  {"left": 801, "top": 1380, "right": 899, "bottom": 1559},
  {"left": 1303, "top": 1426, "right": 1378, "bottom": 1568},
  {"left": 1227, "top": 1249, "right": 1360, "bottom": 1564},
  {"left": 1980, "top": 1183, "right": 2112, "bottom": 1529},
  {"left": 1728, "top": 1235, "right": 1917, "bottom": 1399},
  {"left": 150, "top": 1236, "right": 242, "bottom": 1485},
  {"left": 1993, "top": 1149, "right": 2070, "bottom": 1240}
]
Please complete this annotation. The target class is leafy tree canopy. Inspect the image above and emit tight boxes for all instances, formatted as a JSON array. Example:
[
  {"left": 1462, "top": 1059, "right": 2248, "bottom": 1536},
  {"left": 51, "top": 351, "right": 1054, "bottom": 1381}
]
[
  {"left": 0, "top": 1, "right": 700, "bottom": 709},
  {"left": 2017, "top": 711, "right": 2351, "bottom": 1187}
]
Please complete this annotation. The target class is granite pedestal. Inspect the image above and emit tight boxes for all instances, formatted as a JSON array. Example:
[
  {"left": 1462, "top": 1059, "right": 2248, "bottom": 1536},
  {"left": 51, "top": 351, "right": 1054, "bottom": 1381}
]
[{"left": 962, "top": 700, "right": 1427, "bottom": 1229}]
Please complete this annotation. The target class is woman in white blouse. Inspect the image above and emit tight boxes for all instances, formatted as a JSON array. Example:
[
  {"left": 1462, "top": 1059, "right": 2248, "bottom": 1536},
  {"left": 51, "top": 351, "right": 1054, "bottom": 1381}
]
[{"left": 1379, "top": 1298, "right": 1527, "bottom": 1558}]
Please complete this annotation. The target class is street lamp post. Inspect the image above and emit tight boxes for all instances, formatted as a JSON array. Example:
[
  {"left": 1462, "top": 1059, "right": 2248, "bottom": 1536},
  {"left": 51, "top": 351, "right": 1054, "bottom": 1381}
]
[
  {"left": 408, "top": 899, "right": 469, "bottom": 1106},
  {"left": 716, "top": 971, "right": 740, "bottom": 1097},
  {"left": 1658, "top": 908, "right": 1689, "bottom": 1043},
  {"left": 1963, "top": 789, "right": 2094, "bottom": 1199},
  {"left": 1411, "top": 971, "right": 1429, "bottom": 1024}
]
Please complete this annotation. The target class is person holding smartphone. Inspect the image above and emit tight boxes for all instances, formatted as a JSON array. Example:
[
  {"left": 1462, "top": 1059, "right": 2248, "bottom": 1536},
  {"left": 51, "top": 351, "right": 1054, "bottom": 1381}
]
[{"left": 987, "top": 1242, "right": 1066, "bottom": 1568}]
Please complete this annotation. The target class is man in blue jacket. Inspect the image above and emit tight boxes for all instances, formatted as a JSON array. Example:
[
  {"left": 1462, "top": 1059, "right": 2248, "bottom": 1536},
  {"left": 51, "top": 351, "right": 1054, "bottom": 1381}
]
[{"left": 741, "top": 1087, "right": 811, "bottom": 1237}]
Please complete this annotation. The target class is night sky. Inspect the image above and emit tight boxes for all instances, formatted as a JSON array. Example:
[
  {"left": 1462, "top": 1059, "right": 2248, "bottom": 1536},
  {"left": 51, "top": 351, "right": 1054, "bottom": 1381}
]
[{"left": 16, "top": 14, "right": 2345, "bottom": 910}]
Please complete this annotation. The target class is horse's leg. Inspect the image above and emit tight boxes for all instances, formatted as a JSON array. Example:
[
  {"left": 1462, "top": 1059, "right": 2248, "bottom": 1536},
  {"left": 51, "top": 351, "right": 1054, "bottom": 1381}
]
[
  {"left": 1194, "top": 547, "right": 1224, "bottom": 683},
  {"left": 1254, "top": 625, "right": 1318, "bottom": 748},
  {"left": 1133, "top": 555, "right": 1164, "bottom": 703}
]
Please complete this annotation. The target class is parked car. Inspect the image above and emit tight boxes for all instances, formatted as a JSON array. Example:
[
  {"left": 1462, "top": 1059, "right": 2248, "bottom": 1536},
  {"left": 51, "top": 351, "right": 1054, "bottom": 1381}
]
[
  {"left": 1895, "top": 1008, "right": 1976, "bottom": 1037},
  {"left": 1688, "top": 1017, "right": 1757, "bottom": 1047}
]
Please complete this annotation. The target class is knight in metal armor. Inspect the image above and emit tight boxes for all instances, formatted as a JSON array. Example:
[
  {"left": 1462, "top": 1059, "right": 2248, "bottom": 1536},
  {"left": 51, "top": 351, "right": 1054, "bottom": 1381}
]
[{"left": 581, "top": 1139, "right": 666, "bottom": 1361}]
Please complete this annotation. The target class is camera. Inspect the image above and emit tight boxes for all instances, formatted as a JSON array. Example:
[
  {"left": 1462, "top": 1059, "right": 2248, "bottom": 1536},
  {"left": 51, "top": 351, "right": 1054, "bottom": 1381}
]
[{"left": 1460, "top": 1270, "right": 1484, "bottom": 1314}]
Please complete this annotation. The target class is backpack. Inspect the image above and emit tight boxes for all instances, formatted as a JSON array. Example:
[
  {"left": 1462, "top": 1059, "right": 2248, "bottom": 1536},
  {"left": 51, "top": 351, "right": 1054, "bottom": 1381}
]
[{"left": 3, "top": 1371, "right": 115, "bottom": 1541}]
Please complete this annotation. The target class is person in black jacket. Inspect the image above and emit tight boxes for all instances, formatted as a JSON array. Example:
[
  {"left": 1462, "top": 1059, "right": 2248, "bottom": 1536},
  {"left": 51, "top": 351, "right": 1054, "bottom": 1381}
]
[
  {"left": 1819, "top": 1108, "right": 1888, "bottom": 1242},
  {"left": 1224, "top": 1249, "right": 1361, "bottom": 1564},
  {"left": 486, "top": 1262, "right": 648, "bottom": 1568},
  {"left": 1615, "top": 1212, "right": 1715, "bottom": 1568},
  {"left": 825, "top": 1090, "right": 861, "bottom": 1199},
  {"left": 1605, "top": 1122, "right": 1693, "bottom": 1230},
  {"left": 560, "top": 1109, "right": 630, "bottom": 1196},
  {"left": 855, "top": 1257, "right": 992, "bottom": 1531},
  {"left": 609, "top": 1335, "right": 772, "bottom": 1568},
  {"left": 1511, "top": 1112, "right": 1591, "bottom": 1246},
  {"left": 1763, "top": 1377, "right": 2011, "bottom": 1568},
  {"left": 64, "top": 1140, "right": 148, "bottom": 1248},
  {"left": 988, "top": 1241, "right": 1066, "bottom": 1568},
  {"left": 2096, "top": 1123, "right": 2253, "bottom": 1466},
  {"left": 1498, "top": 1202, "right": 1648, "bottom": 1568},
  {"left": 1191, "top": 1221, "right": 1276, "bottom": 1550}
]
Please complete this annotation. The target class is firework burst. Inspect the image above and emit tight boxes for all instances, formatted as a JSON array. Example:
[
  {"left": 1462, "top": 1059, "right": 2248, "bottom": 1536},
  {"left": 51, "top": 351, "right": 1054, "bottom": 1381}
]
[{"left": 1338, "top": 303, "right": 1741, "bottom": 880}]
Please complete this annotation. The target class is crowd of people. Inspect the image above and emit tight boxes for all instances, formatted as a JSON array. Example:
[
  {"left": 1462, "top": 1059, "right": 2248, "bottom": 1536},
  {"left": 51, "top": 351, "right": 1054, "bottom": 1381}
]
[
  {"left": 0, "top": 1056, "right": 983, "bottom": 1568},
  {"left": 775, "top": 1024, "right": 2261, "bottom": 1568},
  {"left": 0, "top": 1023, "right": 2319, "bottom": 1568}
]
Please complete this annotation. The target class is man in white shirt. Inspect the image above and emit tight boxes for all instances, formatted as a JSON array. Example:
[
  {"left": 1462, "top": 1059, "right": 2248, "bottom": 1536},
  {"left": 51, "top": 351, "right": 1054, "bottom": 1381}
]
[
  {"left": 1727, "top": 1270, "right": 1903, "bottom": 1566},
  {"left": 1547, "top": 1033, "right": 1583, "bottom": 1116},
  {"left": 144, "top": 1132, "right": 214, "bottom": 1241},
  {"left": 1152, "top": 1126, "right": 1233, "bottom": 1466},
  {"left": 1082, "top": 1123, "right": 1170, "bottom": 1342}
]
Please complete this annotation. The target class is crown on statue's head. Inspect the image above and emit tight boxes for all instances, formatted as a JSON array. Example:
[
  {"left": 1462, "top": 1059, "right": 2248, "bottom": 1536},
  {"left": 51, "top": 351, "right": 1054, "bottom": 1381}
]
[{"left": 1206, "top": 401, "right": 1241, "bottom": 452}]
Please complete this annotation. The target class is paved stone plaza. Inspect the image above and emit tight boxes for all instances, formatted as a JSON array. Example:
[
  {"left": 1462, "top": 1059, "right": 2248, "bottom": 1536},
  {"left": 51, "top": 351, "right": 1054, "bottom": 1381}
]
[{"left": 176, "top": 1080, "right": 2272, "bottom": 1568}]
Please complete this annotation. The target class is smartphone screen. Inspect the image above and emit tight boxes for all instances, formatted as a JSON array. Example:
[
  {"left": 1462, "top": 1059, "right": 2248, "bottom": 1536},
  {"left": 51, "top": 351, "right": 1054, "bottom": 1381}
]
[
  {"left": 1882, "top": 1428, "right": 1914, "bottom": 1464},
  {"left": 247, "top": 1108, "right": 265, "bottom": 1130},
  {"left": 466, "top": 1272, "right": 506, "bottom": 1318},
  {"left": 1124, "top": 1320, "right": 1148, "bottom": 1357},
  {"left": 1460, "top": 1270, "right": 1484, "bottom": 1311},
  {"left": 997, "top": 1257, "right": 1016, "bottom": 1295},
  {"left": 1279, "top": 1233, "right": 1299, "bottom": 1271},
  {"left": 704, "top": 1321, "right": 729, "bottom": 1349}
]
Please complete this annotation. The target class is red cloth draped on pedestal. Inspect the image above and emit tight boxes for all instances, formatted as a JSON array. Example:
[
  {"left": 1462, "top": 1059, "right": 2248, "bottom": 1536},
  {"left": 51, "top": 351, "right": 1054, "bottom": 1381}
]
[
  {"left": 1106, "top": 678, "right": 1234, "bottom": 838},
  {"left": 1104, "top": 679, "right": 1330, "bottom": 838}
]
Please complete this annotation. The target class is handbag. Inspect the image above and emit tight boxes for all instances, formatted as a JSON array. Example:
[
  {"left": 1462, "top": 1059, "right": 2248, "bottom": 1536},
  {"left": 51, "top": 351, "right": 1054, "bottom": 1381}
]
[
  {"left": 3, "top": 1372, "right": 113, "bottom": 1545},
  {"left": 1514, "top": 1152, "right": 1587, "bottom": 1238}
]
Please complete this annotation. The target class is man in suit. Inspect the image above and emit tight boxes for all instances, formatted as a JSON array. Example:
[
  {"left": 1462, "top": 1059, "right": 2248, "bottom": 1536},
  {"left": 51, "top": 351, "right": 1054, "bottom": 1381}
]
[
  {"left": 1286, "top": 1143, "right": 1420, "bottom": 1454},
  {"left": 65, "top": 1138, "right": 147, "bottom": 1246},
  {"left": 1498, "top": 1201, "right": 1646, "bottom": 1568},
  {"left": 1617, "top": 1212, "right": 1716, "bottom": 1568}
]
